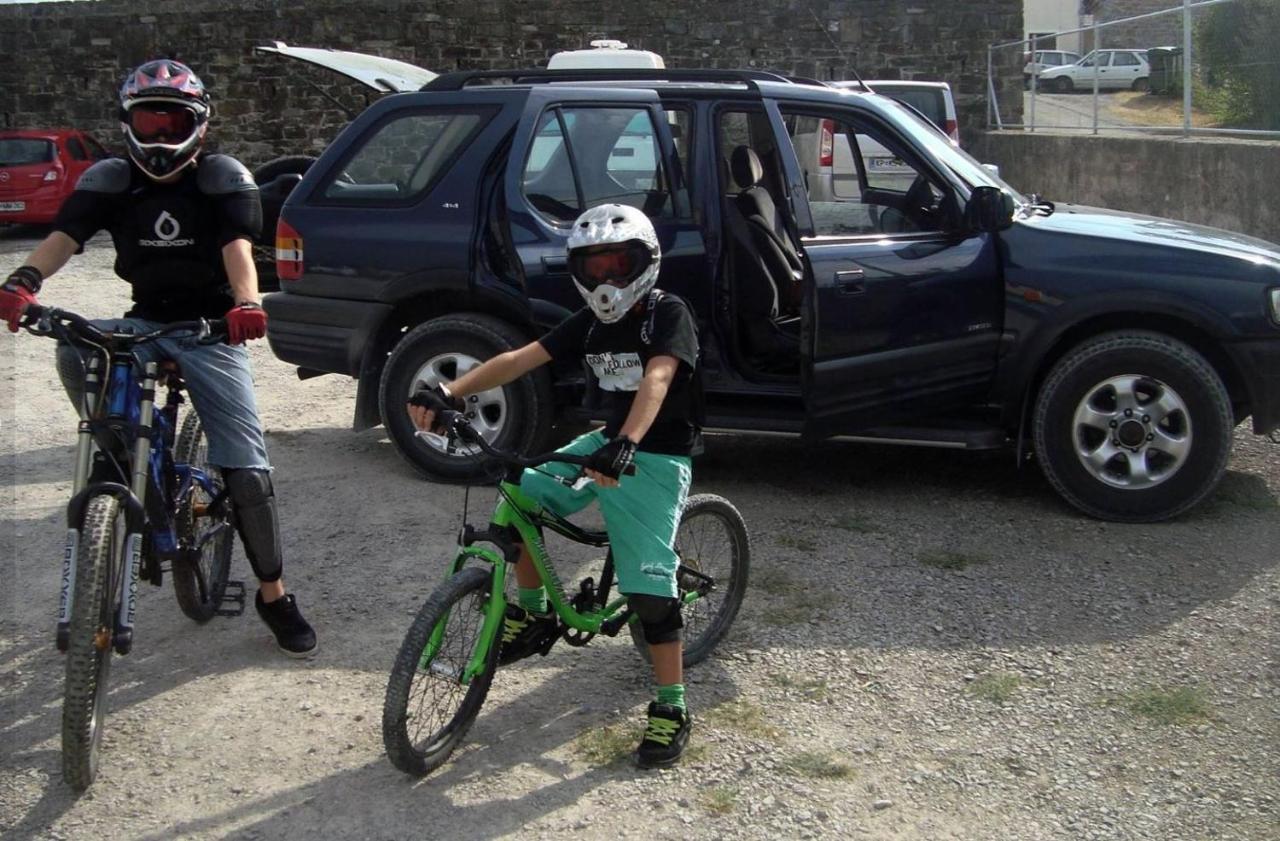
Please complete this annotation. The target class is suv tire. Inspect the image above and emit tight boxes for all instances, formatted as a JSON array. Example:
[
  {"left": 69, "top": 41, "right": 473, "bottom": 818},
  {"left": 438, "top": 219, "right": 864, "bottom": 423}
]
[
  {"left": 1032, "top": 331, "right": 1233, "bottom": 522},
  {"left": 379, "top": 313, "right": 554, "bottom": 482}
]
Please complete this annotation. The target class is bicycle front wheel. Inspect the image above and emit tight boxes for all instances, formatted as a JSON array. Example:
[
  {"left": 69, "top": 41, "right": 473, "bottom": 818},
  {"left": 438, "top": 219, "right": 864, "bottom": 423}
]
[
  {"left": 382, "top": 566, "right": 499, "bottom": 776},
  {"left": 62, "top": 492, "right": 123, "bottom": 791},
  {"left": 631, "top": 494, "right": 751, "bottom": 667},
  {"left": 171, "top": 412, "right": 232, "bottom": 621}
]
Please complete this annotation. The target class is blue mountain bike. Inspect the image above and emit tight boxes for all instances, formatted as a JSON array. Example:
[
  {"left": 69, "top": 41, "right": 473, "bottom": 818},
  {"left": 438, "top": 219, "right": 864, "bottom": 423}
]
[{"left": 21, "top": 305, "right": 240, "bottom": 791}]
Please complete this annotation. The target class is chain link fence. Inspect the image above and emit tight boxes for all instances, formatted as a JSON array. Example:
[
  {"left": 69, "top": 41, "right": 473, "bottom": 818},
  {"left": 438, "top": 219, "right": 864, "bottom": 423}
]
[{"left": 987, "top": 0, "right": 1280, "bottom": 137}]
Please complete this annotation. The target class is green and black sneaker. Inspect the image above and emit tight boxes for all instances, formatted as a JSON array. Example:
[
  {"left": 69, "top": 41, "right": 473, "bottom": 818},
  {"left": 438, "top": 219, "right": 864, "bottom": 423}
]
[
  {"left": 634, "top": 702, "right": 692, "bottom": 769},
  {"left": 497, "top": 603, "right": 558, "bottom": 666}
]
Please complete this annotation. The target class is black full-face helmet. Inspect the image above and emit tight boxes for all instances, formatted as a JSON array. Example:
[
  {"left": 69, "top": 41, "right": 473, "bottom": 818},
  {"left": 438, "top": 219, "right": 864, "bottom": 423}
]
[{"left": 119, "top": 59, "right": 211, "bottom": 179}]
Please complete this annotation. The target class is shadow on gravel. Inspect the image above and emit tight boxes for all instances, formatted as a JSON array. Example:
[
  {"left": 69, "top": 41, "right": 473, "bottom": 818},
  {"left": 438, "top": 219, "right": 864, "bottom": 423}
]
[{"left": 118, "top": 655, "right": 740, "bottom": 841}]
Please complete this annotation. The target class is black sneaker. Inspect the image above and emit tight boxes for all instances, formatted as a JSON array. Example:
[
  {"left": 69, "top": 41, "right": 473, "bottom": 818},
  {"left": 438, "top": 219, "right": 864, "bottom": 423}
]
[
  {"left": 635, "top": 702, "right": 692, "bottom": 769},
  {"left": 255, "top": 592, "right": 317, "bottom": 658},
  {"left": 497, "top": 603, "right": 558, "bottom": 666}
]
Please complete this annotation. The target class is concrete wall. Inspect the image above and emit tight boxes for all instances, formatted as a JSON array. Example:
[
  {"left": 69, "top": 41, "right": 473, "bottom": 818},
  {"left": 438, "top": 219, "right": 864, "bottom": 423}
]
[
  {"left": 0, "top": 0, "right": 1023, "bottom": 170},
  {"left": 973, "top": 130, "right": 1280, "bottom": 241}
]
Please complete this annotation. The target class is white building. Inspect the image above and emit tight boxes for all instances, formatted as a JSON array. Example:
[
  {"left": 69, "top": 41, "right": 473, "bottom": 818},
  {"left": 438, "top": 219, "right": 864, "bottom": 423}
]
[{"left": 1024, "top": 0, "right": 1084, "bottom": 53}]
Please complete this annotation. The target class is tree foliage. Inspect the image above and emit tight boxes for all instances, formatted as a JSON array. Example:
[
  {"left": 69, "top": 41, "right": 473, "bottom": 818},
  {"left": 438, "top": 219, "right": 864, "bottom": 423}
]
[{"left": 1195, "top": 0, "right": 1280, "bottom": 129}]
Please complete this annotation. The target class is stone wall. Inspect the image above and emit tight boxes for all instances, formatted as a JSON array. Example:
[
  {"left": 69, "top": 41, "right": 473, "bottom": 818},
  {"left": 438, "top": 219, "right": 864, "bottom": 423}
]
[
  {"left": 1095, "top": 0, "right": 1183, "bottom": 50},
  {"left": 0, "top": 0, "right": 1022, "bottom": 170},
  {"left": 973, "top": 130, "right": 1280, "bottom": 241}
]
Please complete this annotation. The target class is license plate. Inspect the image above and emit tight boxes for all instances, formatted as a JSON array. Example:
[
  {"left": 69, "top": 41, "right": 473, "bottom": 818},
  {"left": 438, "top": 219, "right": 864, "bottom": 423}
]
[
  {"left": 0, "top": 202, "right": 25, "bottom": 212},
  {"left": 868, "top": 158, "right": 904, "bottom": 169}
]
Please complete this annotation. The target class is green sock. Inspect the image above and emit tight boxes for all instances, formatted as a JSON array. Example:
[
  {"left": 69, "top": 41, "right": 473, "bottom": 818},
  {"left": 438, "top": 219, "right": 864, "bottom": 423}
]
[
  {"left": 517, "top": 586, "right": 547, "bottom": 615},
  {"left": 656, "top": 683, "right": 686, "bottom": 711}
]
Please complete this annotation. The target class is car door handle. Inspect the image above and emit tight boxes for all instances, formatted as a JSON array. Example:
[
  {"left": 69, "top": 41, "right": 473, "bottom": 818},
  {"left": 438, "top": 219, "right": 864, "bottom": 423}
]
[
  {"left": 542, "top": 255, "right": 569, "bottom": 273},
  {"left": 834, "top": 269, "right": 865, "bottom": 294}
]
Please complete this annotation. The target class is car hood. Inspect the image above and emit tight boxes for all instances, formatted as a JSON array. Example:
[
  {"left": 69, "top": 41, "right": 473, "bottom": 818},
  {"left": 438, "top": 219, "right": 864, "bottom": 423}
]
[
  {"left": 1025, "top": 203, "right": 1280, "bottom": 267},
  {"left": 1038, "top": 64, "right": 1077, "bottom": 78},
  {"left": 255, "top": 42, "right": 437, "bottom": 93}
]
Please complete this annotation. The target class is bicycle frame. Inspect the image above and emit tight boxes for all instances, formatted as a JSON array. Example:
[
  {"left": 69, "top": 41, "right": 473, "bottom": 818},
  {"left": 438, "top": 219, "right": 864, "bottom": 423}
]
[
  {"left": 57, "top": 344, "right": 220, "bottom": 655},
  {"left": 428, "top": 478, "right": 634, "bottom": 686}
]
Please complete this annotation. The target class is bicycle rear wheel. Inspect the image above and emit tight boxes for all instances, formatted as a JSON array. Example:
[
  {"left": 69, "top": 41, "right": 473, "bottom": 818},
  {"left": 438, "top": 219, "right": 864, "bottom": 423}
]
[
  {"left": 171, "top": 412, "right": 232, "bottom": 622},
  {"left": 631, "top": 494, "right": 751, "bottom": 667},
  {"left": 383, "top": 566, "right": 499, "bottom": 776},
  {"left": 62, "top": 492, "right": 123, "bottom": 791}
]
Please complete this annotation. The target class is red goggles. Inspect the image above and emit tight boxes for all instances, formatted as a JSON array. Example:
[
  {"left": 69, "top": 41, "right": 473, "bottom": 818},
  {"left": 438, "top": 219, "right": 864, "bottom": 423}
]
[
  {"left": 127, "top": 104, "right": 197, "bottom": 144},
  {"left": 569, "top": 242, "right": 652, "bottom": 290}
]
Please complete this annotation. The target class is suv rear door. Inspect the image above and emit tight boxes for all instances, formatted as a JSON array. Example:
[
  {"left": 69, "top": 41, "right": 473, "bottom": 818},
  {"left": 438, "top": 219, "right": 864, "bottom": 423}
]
[
  {"left": 769, "top": 98, "right": 1003, "bottom": 436},
  {"left": 504, "top": 87, "right": 699, "bottom": 323}
]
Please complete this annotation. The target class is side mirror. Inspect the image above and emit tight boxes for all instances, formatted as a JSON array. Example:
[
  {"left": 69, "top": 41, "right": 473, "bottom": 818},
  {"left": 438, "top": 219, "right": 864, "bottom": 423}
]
[{"left": 965, "top": 186, "right": 1015, "bottom": 233}]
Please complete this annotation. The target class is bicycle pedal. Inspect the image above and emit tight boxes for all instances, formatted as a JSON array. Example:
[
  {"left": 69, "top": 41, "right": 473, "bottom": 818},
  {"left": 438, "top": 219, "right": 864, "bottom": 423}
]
[{"left": 216, "top": 580, "right": 247, "bottom": 617}]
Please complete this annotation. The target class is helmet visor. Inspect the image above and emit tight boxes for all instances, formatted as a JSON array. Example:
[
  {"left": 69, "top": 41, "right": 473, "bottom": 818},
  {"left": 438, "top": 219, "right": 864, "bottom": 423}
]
[
  {"left": 568, "top": 241, "right": 653, "bottom": 291},
  {"left": 127, "top": 103, "right": 197, "bottom": 144}
]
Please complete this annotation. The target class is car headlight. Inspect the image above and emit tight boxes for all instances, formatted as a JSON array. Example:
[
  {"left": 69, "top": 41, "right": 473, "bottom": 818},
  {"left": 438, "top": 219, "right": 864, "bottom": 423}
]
[{"left": 1271, "top": 288, "right": 1280, "bottom": 325}]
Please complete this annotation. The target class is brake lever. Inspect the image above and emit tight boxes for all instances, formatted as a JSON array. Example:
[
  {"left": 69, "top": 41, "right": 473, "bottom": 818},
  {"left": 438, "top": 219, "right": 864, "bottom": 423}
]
[{"left": 196, "top": 318, "right": 223, "bottom": 345}]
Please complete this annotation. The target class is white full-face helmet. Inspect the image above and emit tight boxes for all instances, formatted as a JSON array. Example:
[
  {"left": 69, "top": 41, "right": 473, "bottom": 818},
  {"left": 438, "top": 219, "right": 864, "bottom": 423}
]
[{"left": 567, "top": 204, "right": 661, "bottom": 323}]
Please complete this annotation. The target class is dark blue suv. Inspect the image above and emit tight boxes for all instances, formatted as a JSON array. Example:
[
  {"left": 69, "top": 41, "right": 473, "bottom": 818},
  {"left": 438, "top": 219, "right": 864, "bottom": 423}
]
[{"left": 261, "top": 68, "right": 1280, "bottom": 522}]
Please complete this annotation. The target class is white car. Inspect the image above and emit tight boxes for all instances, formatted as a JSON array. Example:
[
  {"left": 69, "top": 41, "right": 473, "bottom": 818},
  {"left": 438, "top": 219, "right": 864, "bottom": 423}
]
[
  {"left": 1037, "top": 49, "right": 1151, "bottom": 93},
  {"left": 1023, "top": 50, "right": 1082, "bottom": 87}
]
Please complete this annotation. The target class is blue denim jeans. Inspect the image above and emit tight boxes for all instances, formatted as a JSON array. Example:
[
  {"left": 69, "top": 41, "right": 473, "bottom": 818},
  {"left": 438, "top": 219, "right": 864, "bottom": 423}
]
[{"left": 56, "top": 318, "right": 271, "bottom": 470}]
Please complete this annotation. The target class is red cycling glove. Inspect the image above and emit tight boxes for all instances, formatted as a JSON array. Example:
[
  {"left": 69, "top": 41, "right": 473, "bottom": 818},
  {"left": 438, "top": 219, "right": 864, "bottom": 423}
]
[
  {"left": 225, "top": 302, "right": 267, "bottom": 345},
  {"left": 2, "top": 266, "right": 43, "bottom": 333}
]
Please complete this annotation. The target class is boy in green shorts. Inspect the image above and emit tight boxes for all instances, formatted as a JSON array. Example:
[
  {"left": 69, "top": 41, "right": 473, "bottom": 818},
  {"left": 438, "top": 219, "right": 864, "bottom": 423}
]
[{"left": 407, "top": 203, "right": 701, "bottom": 768}]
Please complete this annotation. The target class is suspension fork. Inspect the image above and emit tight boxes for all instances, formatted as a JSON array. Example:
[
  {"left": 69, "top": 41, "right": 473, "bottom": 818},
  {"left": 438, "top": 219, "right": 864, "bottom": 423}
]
[
  {"left": 113, "top": 362, "right": 159, "bottom": 655},
  {"left": 58, "top": 356, "right": 103, "bottom": 651}
]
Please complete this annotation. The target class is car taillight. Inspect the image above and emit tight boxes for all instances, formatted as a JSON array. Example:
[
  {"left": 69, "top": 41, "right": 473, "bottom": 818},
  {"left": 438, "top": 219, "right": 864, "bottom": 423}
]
[
  {"left": 276, "top": 217, "right": 304, "bottom": 281},
  {"left": 819, "top": 119, "right": 834, "bottom": 167},
  {"left": 43, "top": 170, "right": 58, "bottom": 182},
  {"left": 945, "top": 119, "right": 960, "bottom": 145}
]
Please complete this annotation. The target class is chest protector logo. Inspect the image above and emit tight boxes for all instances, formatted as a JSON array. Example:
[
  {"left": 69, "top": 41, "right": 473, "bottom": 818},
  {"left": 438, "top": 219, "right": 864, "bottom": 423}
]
[{"left": 139, "top": 210, "right": 195, "bottom": 248}]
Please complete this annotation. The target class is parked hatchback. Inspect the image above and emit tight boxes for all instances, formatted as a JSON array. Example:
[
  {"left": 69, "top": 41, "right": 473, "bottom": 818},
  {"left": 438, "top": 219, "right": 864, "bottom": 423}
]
[
  {"left": 0, "top": 130, "right": 110, "bottom": 224},
  {"left": 1037, "top": 49, "right": 1151, "bottom": 92},
  {"left": 1023, "top": 50, "right": 1083, "bottom": 87}
]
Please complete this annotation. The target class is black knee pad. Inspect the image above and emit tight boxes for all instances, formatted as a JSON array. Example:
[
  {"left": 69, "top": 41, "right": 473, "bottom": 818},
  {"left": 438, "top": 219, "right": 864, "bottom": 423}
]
[
  {"left": 224, "top": 468, "right": 283, "bottom": 583},
  {"left": 629, "top": 594, "right": 683, "bottom": 645}
]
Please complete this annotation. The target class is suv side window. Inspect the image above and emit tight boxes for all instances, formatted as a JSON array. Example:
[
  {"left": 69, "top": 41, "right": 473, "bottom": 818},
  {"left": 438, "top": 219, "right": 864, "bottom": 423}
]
[
  {"left": 785, "top": 110, "right": 955, "bottom": 237},
  {"left": 522, "top": 106, "right": 680, "bottom": 224},
  {"left": 321, "top": 108, "right": 492, "bottom": 203}
]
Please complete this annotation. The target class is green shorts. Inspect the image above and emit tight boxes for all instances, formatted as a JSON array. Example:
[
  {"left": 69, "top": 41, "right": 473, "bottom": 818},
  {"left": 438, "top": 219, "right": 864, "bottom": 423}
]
[{"left": 519, "top": 430, "right": 692, "bottom": 599}]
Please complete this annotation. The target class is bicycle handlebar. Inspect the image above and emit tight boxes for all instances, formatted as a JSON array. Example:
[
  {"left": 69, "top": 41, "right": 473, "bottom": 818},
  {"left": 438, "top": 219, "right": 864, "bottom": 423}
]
[
  {"left": 423, "top": 409, "right": 636, "bottom": 476},
  {"left": 21, "top": 304, "right": 229, "bottom": 347}
]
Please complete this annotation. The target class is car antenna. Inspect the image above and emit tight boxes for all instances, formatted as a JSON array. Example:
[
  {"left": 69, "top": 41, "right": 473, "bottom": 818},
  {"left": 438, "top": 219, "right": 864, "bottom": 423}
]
[{"left": 804, "top": 6, "right": 868, "bottom": 90}]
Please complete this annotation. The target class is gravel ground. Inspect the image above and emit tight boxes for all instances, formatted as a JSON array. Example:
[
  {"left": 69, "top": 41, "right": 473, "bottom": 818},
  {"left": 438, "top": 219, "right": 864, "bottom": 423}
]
[{"left": 2, "top": 229, "right": 1278, "bottom": 841}]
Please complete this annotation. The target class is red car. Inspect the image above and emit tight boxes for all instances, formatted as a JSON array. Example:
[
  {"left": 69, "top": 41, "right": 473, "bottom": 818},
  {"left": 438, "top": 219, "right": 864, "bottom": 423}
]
[{"left": 0, "top": 129, "right": 111, "bottom": 225}]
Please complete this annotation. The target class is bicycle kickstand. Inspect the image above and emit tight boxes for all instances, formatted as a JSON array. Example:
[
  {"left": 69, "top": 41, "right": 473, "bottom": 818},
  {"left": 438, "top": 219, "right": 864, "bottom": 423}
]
[{"left": 216, "top": 580, "right": 247, "bottom": 617}]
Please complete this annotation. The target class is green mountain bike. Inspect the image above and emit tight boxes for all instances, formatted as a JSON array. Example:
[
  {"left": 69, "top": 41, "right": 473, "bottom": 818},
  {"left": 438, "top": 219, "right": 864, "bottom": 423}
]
[{"left": 382, "top": 410, "right": 750, "bottom": 777}]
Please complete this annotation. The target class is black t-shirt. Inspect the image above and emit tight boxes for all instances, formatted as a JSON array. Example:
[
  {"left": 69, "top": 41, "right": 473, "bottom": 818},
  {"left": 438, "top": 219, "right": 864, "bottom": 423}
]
[
  {"left": 539, "top": 291, "right": 703, "bottom": 457},
  {"left": 54, "top": 157, "right": 261, "bottom": 321}
]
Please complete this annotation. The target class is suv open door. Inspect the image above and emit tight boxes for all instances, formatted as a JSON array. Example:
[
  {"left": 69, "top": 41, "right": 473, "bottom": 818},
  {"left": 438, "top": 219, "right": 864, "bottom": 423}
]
[
  {"left": 766, "top": 99, "right": 1005, "bottom": 438},
  {"left": 503, "top": 86, "right": 696, "bottom": 323}
]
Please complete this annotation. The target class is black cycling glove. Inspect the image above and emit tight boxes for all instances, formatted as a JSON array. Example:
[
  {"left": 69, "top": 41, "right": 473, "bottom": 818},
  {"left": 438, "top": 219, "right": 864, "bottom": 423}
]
[
  {"left": 585, "top": 435, "right": 638, "bottom": 480},
  {"left": 408, "top": 384, "right": 465, "bottom": 432}
]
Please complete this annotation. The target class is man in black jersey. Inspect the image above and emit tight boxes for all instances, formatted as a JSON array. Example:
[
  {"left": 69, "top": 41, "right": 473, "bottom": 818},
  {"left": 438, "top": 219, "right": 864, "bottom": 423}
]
[
  {"left": 0, "top": 59, "right": 316, "bottom": 657},
  {"left": 407, "top": 204, "right": 700, "bottom": 767}
]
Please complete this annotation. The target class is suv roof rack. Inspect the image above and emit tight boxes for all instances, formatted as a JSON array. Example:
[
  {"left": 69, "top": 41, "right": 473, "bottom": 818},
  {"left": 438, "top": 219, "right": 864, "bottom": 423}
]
[{"left": 422, "top": 67, "right": 828, "bottom": 92}]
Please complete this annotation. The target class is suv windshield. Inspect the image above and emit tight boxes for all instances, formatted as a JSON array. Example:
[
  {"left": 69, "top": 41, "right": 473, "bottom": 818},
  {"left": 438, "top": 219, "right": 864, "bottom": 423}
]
[
  {"left": 0, "top": 138, "right": 55, "bottom": 166},
  {"left": 876, "top": 100, "right": 1025, "bottom": 203}
]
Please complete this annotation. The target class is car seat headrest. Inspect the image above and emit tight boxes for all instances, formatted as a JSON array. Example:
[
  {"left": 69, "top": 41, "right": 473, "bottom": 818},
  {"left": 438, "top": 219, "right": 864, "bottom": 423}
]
[{"left": 730, "top": 146, "right": 764, "bottom": 191}]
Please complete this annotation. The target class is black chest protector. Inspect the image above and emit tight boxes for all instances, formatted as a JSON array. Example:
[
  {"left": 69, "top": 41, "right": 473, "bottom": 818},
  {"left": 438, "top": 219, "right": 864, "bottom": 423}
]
[{"left": 55, "top": 155, "right": 261, "bottom": 322}]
